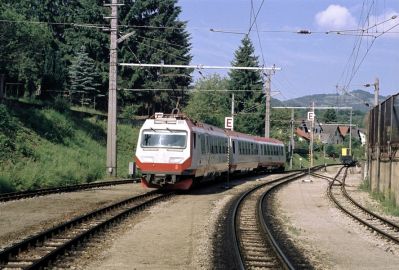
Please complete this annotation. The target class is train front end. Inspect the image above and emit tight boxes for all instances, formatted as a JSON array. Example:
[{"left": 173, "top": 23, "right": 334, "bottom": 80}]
[{"left": 135, "top": 113, "right": 193, "bottom": 190}]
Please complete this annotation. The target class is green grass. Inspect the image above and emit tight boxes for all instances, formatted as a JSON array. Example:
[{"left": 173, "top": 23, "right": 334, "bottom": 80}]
[
  {"left": 370, "top": 191, "right": 399, "bottom": 216},
  {"left": 0, "top": 103, "right": 140, "bottom": 193},
  {"left": 288, "top": 152, "right": 338, "bottom": 170}
]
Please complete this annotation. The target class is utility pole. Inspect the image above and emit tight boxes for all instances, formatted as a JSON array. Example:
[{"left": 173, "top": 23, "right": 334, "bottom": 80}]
[
  {"left": 364, "top": 77, "right": 380, "bottom": 106},
  {"left": 310, "top": 102, "right": 315, "bottom": 168},
  {"left": 289, "top": 108, "right": 294, "bottom": 169},
  {"left": 374, "top": 77, "right": 379, "bottom": 106},
  {"left": 231, "top": 93, "right": 235, "bottom": 131},
  {"left": 349, "top": 108, "right": 352, "bottom": 156},
  {"left": 264, "top": 73, "right": 271, "bottom": 138},
  {"left": 105, "top": 0, "right": 119, "bottom": 177}
]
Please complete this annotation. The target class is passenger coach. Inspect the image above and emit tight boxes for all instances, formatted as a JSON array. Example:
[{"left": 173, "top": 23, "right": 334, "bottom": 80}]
[{"left": 135, "top": 113, "right": 285, "bottom": 190}]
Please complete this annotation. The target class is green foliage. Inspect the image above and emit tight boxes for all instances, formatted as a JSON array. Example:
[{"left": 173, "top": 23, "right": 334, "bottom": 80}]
[
  {"left": 323, "top": 109, "right": 337, "bottom": 123},
  {"left": 119, "top": 0, "right": 192, "bottom": 115},
  {"left": 228, "top": 37, "right": 263, "bottom": 135},
  {"left": 0, "top": 4, "right": 52, "bottom": 96},
  {"left": 326, "top": 144, "right": 340, "bottom": 157},
  {"left": 0, "top": 105, "right": 139, "bottom": 193},
  {"left": 1, "top": 1, "right": 193, "bottom": 112},
  {"left": 369, "top": 191, "right": 399, "bottom": 217},
  {"left": 229, "top": 37, "right": 262, "bottom": 107},
  {"left": 359, "top": 177, "right": 370, "bottom": 191},
  {"left": 68, "top": 45, "right": 101, "bottom": 105},
  {"left": 184, "top": 75, "right": 230, "bottom": 127},
  {"left": 52, "top": 96, "right": 71, "bottom": 112},
  {"left": 121, "top": 104, "right": 140, "bottom": 119}
]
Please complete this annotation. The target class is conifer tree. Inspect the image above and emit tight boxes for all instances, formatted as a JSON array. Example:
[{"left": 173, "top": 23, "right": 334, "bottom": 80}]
[
  {"left": 119, "top": 0, "right": 192, "bottom": 115},
  {"left": 68, "top": 46, "right": 101, "bottom": 106},
  {"left": 229, "top": 37, "right": 263, "bottom": 135}
]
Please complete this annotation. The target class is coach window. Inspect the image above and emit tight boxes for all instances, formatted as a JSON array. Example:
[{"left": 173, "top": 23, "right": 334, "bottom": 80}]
[{"left": 193, "top": 133, "right": 196, "bottom": 149}]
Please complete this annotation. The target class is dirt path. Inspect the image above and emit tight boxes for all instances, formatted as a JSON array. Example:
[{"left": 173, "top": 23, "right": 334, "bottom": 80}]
[{"left": 274, "top": 166, "right": 399, "bottom": 269}]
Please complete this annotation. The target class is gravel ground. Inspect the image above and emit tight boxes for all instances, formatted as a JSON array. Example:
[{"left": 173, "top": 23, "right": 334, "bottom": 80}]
[
  {"left": 0, "top": 183, "right": 146, "bottom": 249},
  {"left": 3, "top": 168, "right": 398, "bottom": 269},
  {"left": 274, "top": 166, "right": 399, "bottom": 269},
  {"left": 55, "top": 174, "right": 285, "bottom": 269}
]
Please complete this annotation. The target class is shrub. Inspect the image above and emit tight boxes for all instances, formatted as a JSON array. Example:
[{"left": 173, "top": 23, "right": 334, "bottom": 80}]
[{"left": 52, "top": 96, "right": 71, "bottom": 112}]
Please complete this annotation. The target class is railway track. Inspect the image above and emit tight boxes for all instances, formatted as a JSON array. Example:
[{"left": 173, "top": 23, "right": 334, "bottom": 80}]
[
  {"left": 232, "top": 170, "right": 318, "bottom": 270},
  {"left": 326, "top": 166, "right": 399, "bottom": 244},
  {"left": 0, "top": 179, "right": 140, "bottom": 202},
  {"left": 0, "top": 190, "right": 173, "bottom": 269}
]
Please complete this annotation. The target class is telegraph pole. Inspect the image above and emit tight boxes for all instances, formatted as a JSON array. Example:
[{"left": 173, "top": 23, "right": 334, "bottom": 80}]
[
  {"left": 310, "top": 102, "right": 315, "bottom": 168},
  {"left": 264, "top": 73, "right": 271, "bottom": 138},
  {"left": 105, "top": 0, "right": 119, "bottom": 177},
  {"left": 231, "top": 93, "right": 235, "bottom": 131},
  {"left": 374, "top": 77, "right": 379, "bottom": 106},
  {"left": 289, "top": 108, "right": 294, "bottom": 169},
  {"left": 349, "top": 108, "right": 352, "bottom": 155}
]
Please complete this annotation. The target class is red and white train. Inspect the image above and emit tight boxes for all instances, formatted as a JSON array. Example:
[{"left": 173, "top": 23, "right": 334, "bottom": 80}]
[{"left": 135, "top": 113, "right": 286, "bottom": 190}]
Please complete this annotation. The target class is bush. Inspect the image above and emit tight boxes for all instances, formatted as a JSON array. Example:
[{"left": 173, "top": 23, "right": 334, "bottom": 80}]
[
  {"left": 0, "top": 176, "right": 14, "bottom": 193},
  {"left": 52, "top": 96, "right": 70, "bottom": 112},
  {"left": 121, "top": 104, "right": 140, "bottom": 119}
]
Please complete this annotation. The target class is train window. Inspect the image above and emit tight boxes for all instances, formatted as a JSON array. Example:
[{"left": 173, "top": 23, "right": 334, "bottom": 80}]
[
  {"left": 141, "top": 130, "right": 187, "bottom": 148},
  {"left": 193, "top": 133, "right": 196, "bottom": 149},
  {"left": 233, "top": 141, "right": 235, "bottom": 154}
]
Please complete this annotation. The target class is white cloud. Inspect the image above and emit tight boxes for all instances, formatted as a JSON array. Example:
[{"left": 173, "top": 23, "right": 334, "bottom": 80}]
[
  {"left": 369, "top": 10, "right": 399, "bottom": 38},
  {"left": 315, "top": 5, "right": 357, "bottom": 29}
]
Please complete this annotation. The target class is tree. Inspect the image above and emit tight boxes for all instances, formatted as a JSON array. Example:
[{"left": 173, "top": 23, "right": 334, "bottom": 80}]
[
  {"left": 0, "top": 0, "right": 109, "bottom": 102},
  {"left": 68, "top": 46, "right": 101, "bottom": 106},
  {"left": 0, "top": 4, "right": 52, "bottom": 97},
  {"left": 323, "top": 109, "right": 337, "bottom": 123},
  {"left": 229, "top": 36, "right": 263, "bottom": 135},
  {"left": 184, "top": 75, "right": 230, "bottom": 127},
  {"left": 119, "top": 0, "right": 192, "bottom": 115}
]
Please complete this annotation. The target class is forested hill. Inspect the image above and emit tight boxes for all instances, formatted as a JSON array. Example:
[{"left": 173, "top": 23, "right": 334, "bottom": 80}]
[{"left": 280, "top": 90, "right": 386, "bottom": 112}]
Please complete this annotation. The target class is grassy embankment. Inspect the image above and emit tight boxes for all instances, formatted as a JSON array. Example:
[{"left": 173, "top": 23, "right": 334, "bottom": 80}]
[{"left": 0, "top": 103, "right": 139, "bottom": 193}]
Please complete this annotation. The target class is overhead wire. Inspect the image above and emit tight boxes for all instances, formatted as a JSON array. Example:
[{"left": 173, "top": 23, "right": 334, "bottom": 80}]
[{"left": 247, "top": 0, "right": 265, "bottom": 35}]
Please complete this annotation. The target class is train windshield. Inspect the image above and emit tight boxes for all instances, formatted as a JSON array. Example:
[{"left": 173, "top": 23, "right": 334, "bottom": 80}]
[{"left": 141, "top": 130, "right": 187, "bottom": 149}]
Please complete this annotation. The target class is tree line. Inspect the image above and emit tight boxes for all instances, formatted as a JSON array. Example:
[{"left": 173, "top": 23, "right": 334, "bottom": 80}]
[{"left": 4, "top": 0, "right": 354, "bottom": 143}]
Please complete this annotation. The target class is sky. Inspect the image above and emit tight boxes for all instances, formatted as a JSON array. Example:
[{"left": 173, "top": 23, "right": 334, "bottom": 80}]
[{"left": 177, "top": 0, "right": 399, "bottom": 101}]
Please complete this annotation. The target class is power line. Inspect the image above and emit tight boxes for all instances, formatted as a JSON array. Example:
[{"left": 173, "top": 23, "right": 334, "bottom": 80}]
[
  {"left": 121, "top": 88, "right": 264, "bottom": 92},
  {"left": 247, "top": 0, "right": 265, "bottom": 35}
]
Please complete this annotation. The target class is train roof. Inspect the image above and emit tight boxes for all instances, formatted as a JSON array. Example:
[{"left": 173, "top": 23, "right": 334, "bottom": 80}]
[
  {"left": 149, "top": 113, "right": 284, "bottom": 145},
  {"left": 224, "top": 129, "right": 284, "bottom": 145}
]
